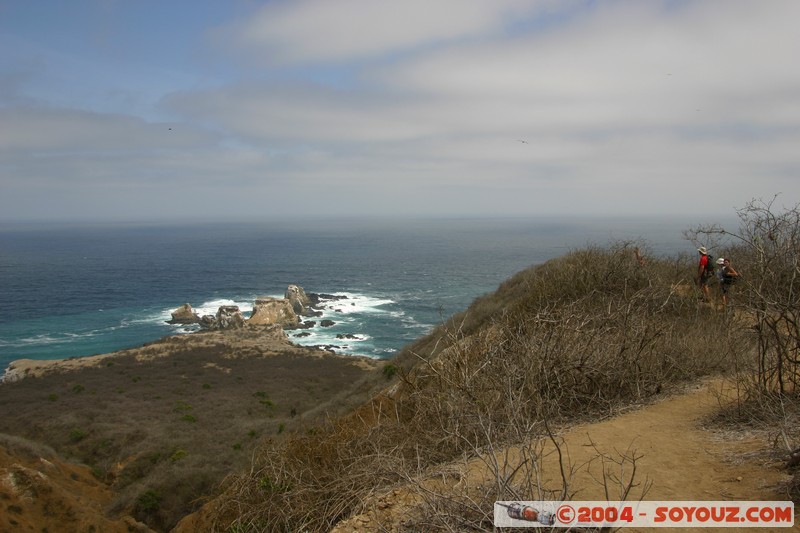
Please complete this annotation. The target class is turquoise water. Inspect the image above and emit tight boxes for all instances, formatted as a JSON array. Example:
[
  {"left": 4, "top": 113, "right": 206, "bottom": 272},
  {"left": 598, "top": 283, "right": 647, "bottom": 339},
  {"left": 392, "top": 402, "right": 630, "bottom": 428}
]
[{"left": 0, "top": 217, "right": 694, "bottom": 367}]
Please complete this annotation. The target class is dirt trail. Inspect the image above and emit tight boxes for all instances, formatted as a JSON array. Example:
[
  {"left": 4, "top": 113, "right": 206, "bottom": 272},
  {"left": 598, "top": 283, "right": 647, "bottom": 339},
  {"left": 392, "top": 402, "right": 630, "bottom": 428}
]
[
  {"left": 334, "top": 379, "right": 798, "bottom": 532},
  {"left": 554, "top": 379, "right": 786, "bottom": 502}
]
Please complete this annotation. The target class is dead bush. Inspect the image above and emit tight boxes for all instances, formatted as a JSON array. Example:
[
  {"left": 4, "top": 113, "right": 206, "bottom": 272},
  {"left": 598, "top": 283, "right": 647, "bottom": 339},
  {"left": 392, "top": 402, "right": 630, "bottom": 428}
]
[{"left": 685, "top": 196, "right": 800, "bottom": 503}]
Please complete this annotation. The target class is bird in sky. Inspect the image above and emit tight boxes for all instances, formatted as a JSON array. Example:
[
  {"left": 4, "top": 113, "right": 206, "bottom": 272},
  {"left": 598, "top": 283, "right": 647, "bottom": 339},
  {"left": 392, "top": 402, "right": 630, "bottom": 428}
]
[{"left": 515, "top": 139, "right": 528, "bottom": 144}]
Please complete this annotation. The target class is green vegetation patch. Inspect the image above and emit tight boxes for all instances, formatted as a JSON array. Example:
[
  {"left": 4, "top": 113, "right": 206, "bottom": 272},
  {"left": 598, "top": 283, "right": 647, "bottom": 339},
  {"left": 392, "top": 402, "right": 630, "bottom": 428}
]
[
  {"left": 68, "top": 428, "right": 88, "bottom": 442},
  {"left": 169, "top": 448, "right": 188, "bottom": 463},
  {"left": 136, "top": 489, "right": 161, "bottom": 513}
]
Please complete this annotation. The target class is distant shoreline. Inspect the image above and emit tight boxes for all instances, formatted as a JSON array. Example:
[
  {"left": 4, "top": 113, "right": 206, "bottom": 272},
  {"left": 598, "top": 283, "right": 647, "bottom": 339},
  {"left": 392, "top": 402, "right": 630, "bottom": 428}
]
[
  {"left": 0, "top": 217, "right": 710, "bottom": 369},
  {"left": 1, "top": 325, "right": 377, "bottom": 383}
]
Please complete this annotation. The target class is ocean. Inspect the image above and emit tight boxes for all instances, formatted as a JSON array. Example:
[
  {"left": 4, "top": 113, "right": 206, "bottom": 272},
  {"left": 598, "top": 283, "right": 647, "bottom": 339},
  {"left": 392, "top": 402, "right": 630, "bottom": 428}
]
[{"left": 0, "top": 216, "right": 698, "bottom": 369}]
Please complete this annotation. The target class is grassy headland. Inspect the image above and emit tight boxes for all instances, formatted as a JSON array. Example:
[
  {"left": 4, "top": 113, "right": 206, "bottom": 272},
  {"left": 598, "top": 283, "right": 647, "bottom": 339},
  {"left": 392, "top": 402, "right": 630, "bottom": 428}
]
[
  {"left": 3, "top": 201, "right": 799, "bottom": 532},
  {"left": 0, "top": 327, "right": 382, "bottom": 531}
]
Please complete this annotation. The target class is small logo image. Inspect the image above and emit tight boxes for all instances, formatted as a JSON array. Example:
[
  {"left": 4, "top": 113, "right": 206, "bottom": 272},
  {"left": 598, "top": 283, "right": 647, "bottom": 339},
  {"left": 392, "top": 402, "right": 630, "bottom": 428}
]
[{"left": 498, "top": 502, "right": 556, "bottom": 525}]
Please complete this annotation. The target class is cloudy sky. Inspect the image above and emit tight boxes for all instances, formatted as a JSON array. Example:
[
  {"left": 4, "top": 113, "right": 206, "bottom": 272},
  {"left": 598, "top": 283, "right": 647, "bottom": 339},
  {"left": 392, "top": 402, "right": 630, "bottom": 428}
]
[{"left": 1, "top": 0, "right": 798, "bottom": 222}]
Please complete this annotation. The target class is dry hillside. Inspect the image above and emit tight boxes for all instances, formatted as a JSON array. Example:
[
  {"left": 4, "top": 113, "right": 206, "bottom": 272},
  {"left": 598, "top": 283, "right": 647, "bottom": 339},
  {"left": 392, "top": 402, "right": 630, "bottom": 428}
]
[
  {"left": 193, "top": 239, "right": 800, "bottom": 531},
  {"left": 5, "top": 200, "right": 800, "bottom": 532}
]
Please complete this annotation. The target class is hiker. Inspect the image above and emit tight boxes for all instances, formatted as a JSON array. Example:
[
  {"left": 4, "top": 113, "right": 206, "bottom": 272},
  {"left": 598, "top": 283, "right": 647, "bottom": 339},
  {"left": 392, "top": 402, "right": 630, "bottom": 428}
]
[
  {"left": 633, "top": 246, "right": 646, "bottom": 267},
  {"left": 696, "top": 247, "right": 713, "bottom": 302},
  {"left": 716, "top": 257, "right": 739, "bottom": 306}
]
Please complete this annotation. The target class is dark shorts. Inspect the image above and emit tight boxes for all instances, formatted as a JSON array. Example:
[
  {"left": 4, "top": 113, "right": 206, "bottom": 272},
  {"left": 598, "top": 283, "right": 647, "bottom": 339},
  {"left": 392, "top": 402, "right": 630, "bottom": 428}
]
[
  {"left": 720, "top": 278, "right": 736, "bottom": 293},
  {"left": 699, "top": 273, "right": 712, "bottom": 286}
]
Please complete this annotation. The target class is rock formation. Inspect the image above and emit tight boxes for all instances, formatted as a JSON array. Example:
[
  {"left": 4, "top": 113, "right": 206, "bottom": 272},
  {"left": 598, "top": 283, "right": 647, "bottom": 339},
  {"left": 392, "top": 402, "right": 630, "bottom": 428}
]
[
  {"left": 248, "top": 297, "right": 299, "bottom": 328},
  {"left": 216, "top": 306, "right": 245, "bottom": 329},
  {"left": 285, "top": 284, "right": 313, "bottom": 316},
  {"left": 175, "top": 285, "right": 336, "bottom": 331},
  {"left": 199, "top": 306, "right": 246, "bottom": 330},
  {"left": 167, "top": 303, "right": 200, "bottom": 324}
]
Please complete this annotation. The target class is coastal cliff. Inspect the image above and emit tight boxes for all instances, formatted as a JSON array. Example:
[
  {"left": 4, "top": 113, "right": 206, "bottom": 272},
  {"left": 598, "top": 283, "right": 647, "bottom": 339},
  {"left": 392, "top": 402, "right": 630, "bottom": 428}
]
[
  {"left": 1, "top": 243, "right": 797, "bottom": 532},
  {"left": 181, "top": 243, "right": 798, "bottom": 532},
  {"left": 0, "top": 317, "right": 382, "bottom": 532}
]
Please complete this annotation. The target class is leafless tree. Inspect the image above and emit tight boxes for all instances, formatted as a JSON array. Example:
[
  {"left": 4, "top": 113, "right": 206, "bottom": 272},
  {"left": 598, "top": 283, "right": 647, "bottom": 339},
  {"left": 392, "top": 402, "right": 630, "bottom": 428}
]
[{"left": 687, "top": 196, "right": 800, "bottom": 395}]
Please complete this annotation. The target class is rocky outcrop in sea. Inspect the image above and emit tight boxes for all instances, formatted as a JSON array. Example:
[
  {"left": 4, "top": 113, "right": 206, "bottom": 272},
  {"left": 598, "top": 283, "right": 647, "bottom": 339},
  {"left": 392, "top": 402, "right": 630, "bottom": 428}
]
[
  {"left": 167, "top": 285, "right": 352, "bottom": 333},
  {"left": 248, "top": 297, "right": 299, "bottom": 327},
  {"left": 168, "top": 303, "right": 200, "bottom": 324},
  {"left": 285, "top": 284, "right": 314, "bottom": 316}
]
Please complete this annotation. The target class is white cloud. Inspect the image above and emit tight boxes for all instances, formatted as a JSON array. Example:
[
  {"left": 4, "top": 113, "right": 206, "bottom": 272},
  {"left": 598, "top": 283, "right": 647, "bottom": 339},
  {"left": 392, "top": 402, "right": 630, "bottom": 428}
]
[
  {"left": 372, "top": 0, "right": 800, "bottom": 127},
  {"left": 0, "top": 107, "right": 218, "bottom": 154},
  {"left": 2, "top": 0, "right": 799, "bottom": 220},
  {"left": 165, "top": 83, "right": 434, "bottom": 144},
  {"left": 224, "top": 0, "right": 569, "bottom": 65}
]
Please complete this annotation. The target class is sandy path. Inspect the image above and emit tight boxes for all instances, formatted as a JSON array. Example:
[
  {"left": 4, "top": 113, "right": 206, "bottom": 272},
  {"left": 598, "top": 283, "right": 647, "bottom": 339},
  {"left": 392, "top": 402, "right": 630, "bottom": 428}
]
[
  {"left": 556, "top": 380, "right": 788, "bottom": 502},
  {"left": 334, "top": 379, "right": 798, "bottom": 532}
]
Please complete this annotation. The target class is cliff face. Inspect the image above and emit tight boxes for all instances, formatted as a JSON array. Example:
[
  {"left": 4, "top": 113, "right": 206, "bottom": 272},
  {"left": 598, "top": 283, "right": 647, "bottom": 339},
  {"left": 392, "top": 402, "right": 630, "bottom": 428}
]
[
  {"left": 285, "top": 284, "right": 313, "bottom": 315},
  {"left": 0, "top": 438, "right": 152, "bottom": 532}
]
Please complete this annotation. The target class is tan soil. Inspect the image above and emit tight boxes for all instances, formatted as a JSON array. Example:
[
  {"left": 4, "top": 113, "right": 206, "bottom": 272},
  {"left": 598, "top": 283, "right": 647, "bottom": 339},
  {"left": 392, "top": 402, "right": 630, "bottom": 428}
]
[
  {"left": 545, "top": 380, "right": 788, "bottom": 503},
  {"left": 333, "top": 378, "right": 799, "bottom": 532},
  {"left": 0, "top": 444, "right": 152, "bottom": 532}
]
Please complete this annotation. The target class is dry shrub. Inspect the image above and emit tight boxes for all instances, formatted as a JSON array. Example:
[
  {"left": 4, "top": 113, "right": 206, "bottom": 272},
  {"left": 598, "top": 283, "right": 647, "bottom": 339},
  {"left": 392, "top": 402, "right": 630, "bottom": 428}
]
[
  {"left": 688, "top": 197, "right": 800, "bottom": 397},
  {"left": 788, "top": 471, "right": 800, "bottom": 502},
  {"left": 212, "top": 243, "right": 745, "bottom": 531},
  {"left": 0, "top": 433, "right": 59, "bottom": 462},
  {"left": 399, "top": 436, "right": 653, "bottom": 532},
  {"left": 687, "top": 197, "right": 800, "bottom": 489},
  {"left": 209, "top": 413, "right": 407, "bottom": 531}
]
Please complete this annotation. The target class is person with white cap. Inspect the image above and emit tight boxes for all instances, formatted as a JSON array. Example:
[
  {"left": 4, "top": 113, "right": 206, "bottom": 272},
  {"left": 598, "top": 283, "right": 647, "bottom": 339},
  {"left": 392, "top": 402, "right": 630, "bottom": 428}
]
[
  {"left": 696, "top": 246, "right": 713, "bottom": 302},
  {"left": 716, "top": 257, "right": 739, "bottom": 306}
]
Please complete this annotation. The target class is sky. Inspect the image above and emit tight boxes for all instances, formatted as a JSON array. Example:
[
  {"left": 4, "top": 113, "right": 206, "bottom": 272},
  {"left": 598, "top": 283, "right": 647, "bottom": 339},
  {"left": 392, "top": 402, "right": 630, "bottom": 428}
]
[{"left": 1, "top": 0, "right": 798, "bottom": 222}]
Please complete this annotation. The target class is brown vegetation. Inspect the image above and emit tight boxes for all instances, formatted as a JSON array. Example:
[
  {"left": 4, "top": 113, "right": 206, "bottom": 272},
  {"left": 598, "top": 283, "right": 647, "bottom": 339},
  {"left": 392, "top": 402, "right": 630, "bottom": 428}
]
[
  {"left": 205, "top": 240, "right": 756, "bottom": 532},
  {"left": 0, "top": 433, "right": 152, "bottom": 532},
  {"left": 4, "top": 198, "right": 799, "bottom": 532},
  {"left": 205, "top": 197, "right": 800, "bottom": 531},
  {"left": 0, "top": 328, "right": 381, "bottom": 531},
  {"left": 687, "top": 196, "right": 800, "bottom": 502}
]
